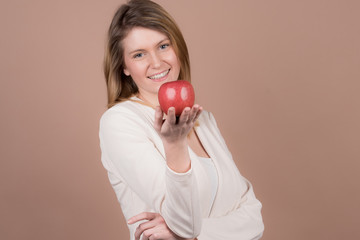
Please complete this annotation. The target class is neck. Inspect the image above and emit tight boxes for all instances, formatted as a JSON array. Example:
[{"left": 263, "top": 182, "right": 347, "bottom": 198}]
[{"left": 137, "top": 92, "right": 159, "bottom": 108}]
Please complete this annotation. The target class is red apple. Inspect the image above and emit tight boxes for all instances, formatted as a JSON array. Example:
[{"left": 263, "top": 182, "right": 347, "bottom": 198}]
[{"left": 158, "top": 80, "right": 195, "bottom": 116}]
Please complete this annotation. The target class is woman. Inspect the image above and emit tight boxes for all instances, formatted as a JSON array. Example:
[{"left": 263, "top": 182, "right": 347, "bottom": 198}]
[{"left": 99, "top": 0, "right": 264, "bottom": 239}]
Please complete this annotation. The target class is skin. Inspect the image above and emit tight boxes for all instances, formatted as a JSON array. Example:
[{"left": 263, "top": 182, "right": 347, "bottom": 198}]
[
  {"left": 123, "top": 27, "right": 181, "bottom": 107},
  {"left": 122, "top": 27, "right": 201, "bottom": 240}
]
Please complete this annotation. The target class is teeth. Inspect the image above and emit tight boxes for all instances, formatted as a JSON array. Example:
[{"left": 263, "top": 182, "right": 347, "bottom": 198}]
[{"left": 148, "top": 70, "right": 169, "bottom": 79}]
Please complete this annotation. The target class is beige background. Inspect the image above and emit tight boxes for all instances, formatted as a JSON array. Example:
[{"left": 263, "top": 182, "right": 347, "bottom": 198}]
[{"left": 1, "top": 0, "right": 359, "bottom": 239}]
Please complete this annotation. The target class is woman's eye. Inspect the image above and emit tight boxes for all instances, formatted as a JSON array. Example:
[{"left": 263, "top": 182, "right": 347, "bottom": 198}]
[
  {"left": 133, "top": 53, "right": 143, "bottom": 59},
  {"left": 160, "top": 43, "right": 169, "bottom": 50}
]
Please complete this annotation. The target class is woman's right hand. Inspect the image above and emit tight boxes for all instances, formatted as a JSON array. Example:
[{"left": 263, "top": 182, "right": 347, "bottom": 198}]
[
  {"left": 153, "top": 105, "right": 202, "bottom": 172},
  {"left": 154, "top": 105, "right": 202, "bottom": 144}
]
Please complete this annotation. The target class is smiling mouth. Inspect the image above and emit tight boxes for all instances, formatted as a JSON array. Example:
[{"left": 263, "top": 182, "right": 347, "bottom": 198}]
[{"left": 148, "top": 69, "right": 170, "bottom": 80}]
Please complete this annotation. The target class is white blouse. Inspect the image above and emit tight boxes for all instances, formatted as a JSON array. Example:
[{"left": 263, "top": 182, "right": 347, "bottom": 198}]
[
  {"left": 99, "top": 98, "right": 264, "bottom": 239},
  {"left": 197, "top": 157, "right": 218, "bottom": 208}
]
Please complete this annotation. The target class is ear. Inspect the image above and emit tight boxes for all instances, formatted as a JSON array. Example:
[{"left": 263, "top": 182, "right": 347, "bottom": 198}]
[{"left": 123, "top": 68, "right": 130, "bottom": 76}]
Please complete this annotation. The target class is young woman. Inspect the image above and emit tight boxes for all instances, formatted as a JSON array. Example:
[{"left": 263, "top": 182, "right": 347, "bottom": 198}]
[{"left": 99, "top": 0, "right": 264, "bottom": 239}]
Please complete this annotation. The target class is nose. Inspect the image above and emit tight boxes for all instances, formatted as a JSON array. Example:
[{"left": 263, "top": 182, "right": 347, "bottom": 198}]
[{"left": 149, "top": 52, "right": 161, "bottom": 68}]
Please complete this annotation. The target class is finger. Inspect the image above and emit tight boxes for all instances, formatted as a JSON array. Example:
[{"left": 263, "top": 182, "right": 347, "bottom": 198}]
[
  {"left": 148, "top": 232, "right": 160, "bottom": 240},
  {"left": 193, "top": 106, "right": 203, "bottom": 122},
  {"left": 142, "top": 225, "right": 168, "bottom": 240},
  {"left": 134, "top": 218, "right": 159, "bottom": 240},
  {"left": 154, "top": 106, "right": 164, "bottom": 132},
  {"left": 135, "top": 224, "right": 147, "bottom": 240},
  {"left": 179, "top": 107, "right": 191, "bottom": 124},
  {"left": 166, "top": 107, "right": 176, "bottom": 125},
  {"left": 141, "top": 235, "right": 149, "bottom": 240},
  {"left": 187, "top": 104, "right": 200, "bottom": 124},
  {"left": 148, "top": 229, "right": 172, "bottom": 240},
  {"left": 128, "top": 212, "right": 156, "bottom": 225},
  {"left": 141, "top": 228, "right": 156, "bottom": 240}
]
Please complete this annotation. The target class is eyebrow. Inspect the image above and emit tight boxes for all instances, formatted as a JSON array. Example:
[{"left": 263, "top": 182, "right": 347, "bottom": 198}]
[{"left": 128, "top": 38, "right": 170, "bottom": 55}]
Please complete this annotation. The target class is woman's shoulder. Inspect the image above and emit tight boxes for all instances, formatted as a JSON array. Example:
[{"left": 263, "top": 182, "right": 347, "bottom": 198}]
[
  {"left": 100, "top": 99, "right": 152, "bottom": 130},
  {"left": 101, "top": 100, "right": 136, "bottom": 119}
]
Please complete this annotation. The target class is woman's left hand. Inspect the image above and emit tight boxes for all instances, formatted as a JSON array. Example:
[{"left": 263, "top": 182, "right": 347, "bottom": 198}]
[{"left": 128, "top": 212, "right": 194, "bottom": 240}]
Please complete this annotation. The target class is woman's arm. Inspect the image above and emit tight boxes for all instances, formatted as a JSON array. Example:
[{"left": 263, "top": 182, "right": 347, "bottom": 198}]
[
  {"left": 99, "top": 104, "right": 202, "bottom": 238},
  {"left": 128, "top": 212, "right": 197, "bottom": 240},
  {"left": 129, "top": 178, "right": 263, "bottom": 240},
  {"left": 153, "top": 105, "right": 201, "bottom": 173},
  {"left": 129, "top": 181, "right": 263, "bottom": 240}
]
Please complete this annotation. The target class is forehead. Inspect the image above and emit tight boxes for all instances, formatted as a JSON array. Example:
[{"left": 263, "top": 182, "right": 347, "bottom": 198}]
[{"left": 122, "top": 27, "right": 169, "bottom": 52}]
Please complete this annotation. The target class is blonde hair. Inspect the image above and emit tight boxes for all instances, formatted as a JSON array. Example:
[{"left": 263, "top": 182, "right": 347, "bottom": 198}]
[{"left": 103, "top": 0, "right": 191, "bottom": 108}]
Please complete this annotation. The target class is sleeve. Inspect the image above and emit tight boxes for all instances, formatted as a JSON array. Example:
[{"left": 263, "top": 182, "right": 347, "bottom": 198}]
[
  {"left": 197, "top": 112, "right": 264, "bottom": 240},
  {"left": 99, "top": 108, "right": 202, "bottom": 238}
]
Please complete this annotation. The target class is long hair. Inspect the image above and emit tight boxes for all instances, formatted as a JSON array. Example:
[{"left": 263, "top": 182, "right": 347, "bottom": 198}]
[{"left": 103, "top": 0, "right": 191, "bottom": 108}]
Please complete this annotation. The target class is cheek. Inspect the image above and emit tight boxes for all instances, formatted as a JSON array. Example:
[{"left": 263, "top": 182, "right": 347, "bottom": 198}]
[
  {"left": 173, "top": 58, "right": 181, "bottom": 76},
  {"left": 169, "top": 55, "right": 181, "bottom": 72},
  {"left": 165, "top": 49, "right": 180, "bottom": 67},
  {"left": 173, "top": 55, "right": 181, "bottom": 69},
  {"left": 125, "top": 61, "right": 147, "bottom": 77}
]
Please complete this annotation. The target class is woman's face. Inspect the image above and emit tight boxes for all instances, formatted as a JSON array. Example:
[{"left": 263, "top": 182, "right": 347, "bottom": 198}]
[{"left": 122, "top": 27, "right": 181, "bottom": 105}]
